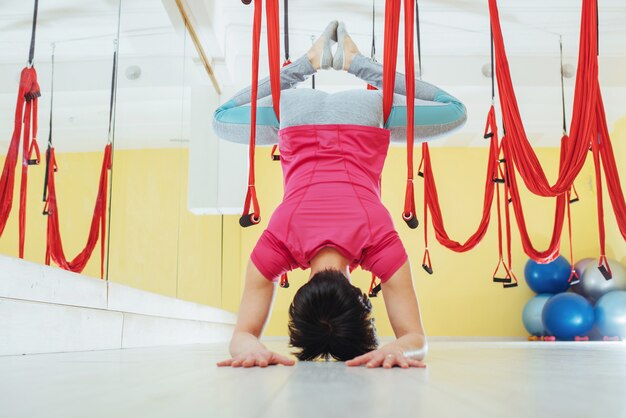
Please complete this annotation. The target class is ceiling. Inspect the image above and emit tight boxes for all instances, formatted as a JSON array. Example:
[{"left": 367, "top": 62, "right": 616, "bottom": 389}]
[{"left": 0, "top": 0, "right": 625, "bottom": 152}]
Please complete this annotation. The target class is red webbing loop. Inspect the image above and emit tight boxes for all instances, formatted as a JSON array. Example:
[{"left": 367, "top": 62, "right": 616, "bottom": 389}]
[
  {"left": 265, "top": 0, "right": 281, "bottom": 119},
  {"left": 501, "top": 135, "right": 565, "bottom": 263},
  {"left": 368, "top": 273, "right": 379, "bottom": 297},
  {"left": 402, "top": 0, "right": 417, "bottom": 228},
  {"left": 421, "top": 107, "right": 500, "bottom": 253},
  {"left": 565, "top": 189, "right": 579, "bottom": 284},
  {"left": 595, "top": 89, "right": 626, "bottom": 243},
  {"left": 242, "top": 0, "right": 263, "bottom": 225},
  {"left": 382, "top": 0, "right": 400, "bottom": 123},
  {"left": 269, "top": 59, "right": 291, "bottom": 162},
  {"left": 0, "top": 67, "right": 40, "bottom": 253},
  {"left": 270, "top": 144, "right": 280, "bottom": 161},
  {"left": 242, "top": 0, "right": 282, "bottom": 227},
  {"left": 43, "top": 144, "right": 112, "bottom": 278},
  {"left": 590, "top": 131, "right": 613, "bottom": 279}
]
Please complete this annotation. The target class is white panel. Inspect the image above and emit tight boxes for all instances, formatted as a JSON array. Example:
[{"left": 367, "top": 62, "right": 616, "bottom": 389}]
[
  {"left": 0, "top": 297, "right": 123, "bottom": 356},
  {"left": 217, "top": 138, "right": 247, "bottom": 214},
  {"left": 121, "top": 312, "right": 233, "bottom": 348},
  {"left": 188, "top": 85, "right": 221, "bottom": 214},
  {"left": 188, "top": 86, "right": 247, "bottom": 215},
  {"left": 107, "top": 281, "right": 237, "bottom": 324},
  {"left": 0, "top": 254, "right": 107, "bottom": 310}
]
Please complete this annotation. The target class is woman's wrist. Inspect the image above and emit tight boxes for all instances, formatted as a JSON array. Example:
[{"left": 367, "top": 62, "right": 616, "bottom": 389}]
[
  {"left": 391, "top": 333, "right": 428, "bottom": 359},
  {"left": 229, "top": 331, "right": 264, "bottom": 356}
]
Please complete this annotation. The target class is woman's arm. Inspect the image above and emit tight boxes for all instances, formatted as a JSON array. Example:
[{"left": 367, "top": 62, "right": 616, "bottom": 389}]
[
  {"left": 212, "top": 55, "right": 317, "bottom": 145},
  {"left": 348, "top": 53, "right": 467, "bottom": 142},
  {"left": 346, "top": 260, "right": 427, "bottom": 368},
  {"left": 216, "top": 260, "right": 295, "bottom": 367}
]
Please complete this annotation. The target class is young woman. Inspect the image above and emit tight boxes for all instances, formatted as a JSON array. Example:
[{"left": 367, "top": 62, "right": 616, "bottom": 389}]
[{"left": 213, "top": 22, "right": 466, "bottom": 368}]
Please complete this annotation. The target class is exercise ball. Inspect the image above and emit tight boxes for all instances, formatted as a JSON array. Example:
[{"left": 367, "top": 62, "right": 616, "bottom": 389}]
[
  {"left": 524, "top": 255, "right": 571, "bottom": 294},
  {"left": 522, "top": 294, "right": 552, "bottom": 336},
  {"left": 580, "top": 259, "right": 626, "bottom": 302},
  {"left": 542, "top": 293, "right": 594, "bottom": 340},
  {"left": 566, "top": 258, "right": 593, "bottom": 295},
  {"left": 574, "top": 258, "right": 595, "bottom": 278},
  {"left": 594, "top": 290, "right": 626, "bottom": 338}
]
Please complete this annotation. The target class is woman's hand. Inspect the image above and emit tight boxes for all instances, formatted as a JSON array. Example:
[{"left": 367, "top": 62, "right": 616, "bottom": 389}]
[
  {"left": 217, "top": 332, "right": 295, "bottom": 368},
  {"left": 217, "top": 347, "right": 295, "bottom": 368},
  {"left": 345, "top": 341, "right": 426, "bottom": 369}
]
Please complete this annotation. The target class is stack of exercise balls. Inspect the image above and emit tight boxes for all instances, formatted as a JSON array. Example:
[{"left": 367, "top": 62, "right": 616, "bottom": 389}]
[{"left": 522, "top": 255, "right": 626, "bottom": 341}]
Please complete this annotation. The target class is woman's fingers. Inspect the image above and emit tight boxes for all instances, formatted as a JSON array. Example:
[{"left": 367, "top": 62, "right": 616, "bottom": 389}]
[
  {"left": 407, "top": 359, "right": 427, "bottom": 368},
  {"left": 271, "top": 352, "right": 296, "bottom": 366},
  {"left": 366, "top": 353, "right": 386, "bottom": 368},
  {"left": 382, "top": 354, "right": 396, "bottom": 369},
  {"left": 396, "top": 355, "right": 410, "bottom": 369},
  {"left": 216, "top": 358, "right": 233, "bottom": 367},
  {"left": 256, "top": 352, "right": 270, "bottom": 367},
  {"left": 242, "top": 354, "right": 257, "bottom": 368},
  {"left": 218, "top": 351, "right": 294, "bottom": 368},
  {"left": 346, "top": 351, "right": 375, "bottom": 366}
]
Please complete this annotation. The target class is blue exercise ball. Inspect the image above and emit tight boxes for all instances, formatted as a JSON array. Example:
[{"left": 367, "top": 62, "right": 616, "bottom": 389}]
[
  {"left": 522, "top": 294, "right": 553, "bottom": 336},
  {"left": 594, "top": 290, "right": 626, "bottom": 338},
  {"left": 524, "top": 255, "right": 572, "bottom": 294},
  {"left": 542, "top": 293, "right": 594, "bottom": 340}
]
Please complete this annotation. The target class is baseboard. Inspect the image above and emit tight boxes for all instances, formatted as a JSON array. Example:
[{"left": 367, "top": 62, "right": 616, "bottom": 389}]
[{"left": 0, "top": 255, "right": 236, "bottom": 356}]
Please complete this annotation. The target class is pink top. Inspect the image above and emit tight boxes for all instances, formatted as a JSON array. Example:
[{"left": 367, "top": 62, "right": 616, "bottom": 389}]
[{"left": 258, "top": 124, "right": 406, "bottom": 279}]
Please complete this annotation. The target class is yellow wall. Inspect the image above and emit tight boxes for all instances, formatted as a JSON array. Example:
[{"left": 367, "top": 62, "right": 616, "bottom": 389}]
[
  {"left": 606, "top": 116, "right": 626, "bottom": 266},
  {"left": 0, "top": 148, "right": 229, "bottom": 308},
  {"left": 245, "top": 145, "right": 600, "bottom": 337},
  {"left": 1, "top": 139, "right": 612, "bottom": 337}
]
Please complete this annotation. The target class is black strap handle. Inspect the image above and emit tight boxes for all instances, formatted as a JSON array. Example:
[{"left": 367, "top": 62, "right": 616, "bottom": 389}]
[
  {"left": 28, "top": 0, "right": 39, "bottom": 66},
  {"left": 283, "top": 0, "right": 290, "bottom": 61}
]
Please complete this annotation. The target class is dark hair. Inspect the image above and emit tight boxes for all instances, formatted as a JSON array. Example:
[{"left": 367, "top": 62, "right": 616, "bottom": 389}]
[{"left": 288, "top": 269, "right": 378, "bottom": 361}]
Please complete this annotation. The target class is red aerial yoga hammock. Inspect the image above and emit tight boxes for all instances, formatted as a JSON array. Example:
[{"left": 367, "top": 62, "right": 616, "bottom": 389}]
[
  {"left": 421, "top": 0, "right": 624, "bottom": 282},
  {"left": 41, "top": 45, "right": 116, "bottom": 279},
  {"left": 0, "top": 0, "right": 41, "bottom": 258},
  {"left": 489, "top": 0, "right": 626, "bottom": 278}
]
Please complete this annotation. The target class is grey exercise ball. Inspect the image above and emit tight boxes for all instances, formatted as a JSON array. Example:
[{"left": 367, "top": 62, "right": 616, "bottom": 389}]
[
  {"left": 569, "top": 258, "right": 595, "bottom": 295},
  {"left": 580, "top": 259, "right": 626, "bottom": 302}
]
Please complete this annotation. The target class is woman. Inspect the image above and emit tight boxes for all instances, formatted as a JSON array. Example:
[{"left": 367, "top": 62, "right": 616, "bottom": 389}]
[{"left": 214, "top": 22, "right": 466, "bottom": 368}]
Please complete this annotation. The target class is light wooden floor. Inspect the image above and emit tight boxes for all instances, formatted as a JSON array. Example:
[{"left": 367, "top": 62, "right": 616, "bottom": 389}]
[{"left": 1, "top": 338, "right": 625, "bottom": 418}]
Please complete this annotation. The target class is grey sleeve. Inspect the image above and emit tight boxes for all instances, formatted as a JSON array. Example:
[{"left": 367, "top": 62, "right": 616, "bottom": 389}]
[
  {"left": 347, "top": 53, "right": 467, "bottom": 143},
  {"left": 347, "top": 53, "right": 440, "bottom": 100},
  {"left": 212, "top": 55, "right": 317, "bottom": 145}
]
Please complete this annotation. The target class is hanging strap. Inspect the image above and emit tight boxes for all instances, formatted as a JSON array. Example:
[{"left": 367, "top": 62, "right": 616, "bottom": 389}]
[
  {"left": 368, "top": 175, "right": 384, "bottom": 296},
  {"left": 43, "top": 42, "right": 117, "bottom": 278},
  {"left": 415, "top": 0, "right": 422, "bottom": 80},
  {"left": 43, "top": 44, "right": 57, "bottom": 203},
  {"left": 241, "top": 0, "right": 282, "bottom": 228},
  {"left": 27, "top": 0, "right": 39, "bottom": 67},
  {"left": 366, "top": 0, "right": 378, "bottom": 90},
  {"left": 487, "top": 0, "right": 597, "bottom": 197},
  {"left": 590, "top": 133, "right": 612, "bottom": 280},
  {"left": 18, "top": 0, "right": 42, "bottom": 258},
  {"left": 283, "top": 0, "right": 290, "bottom": 64},
  {"left": 240, "top": 0, "right": 264, "bottom": 228}
]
